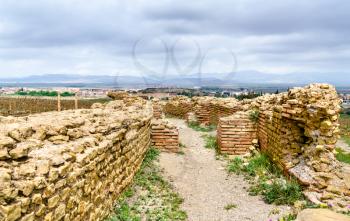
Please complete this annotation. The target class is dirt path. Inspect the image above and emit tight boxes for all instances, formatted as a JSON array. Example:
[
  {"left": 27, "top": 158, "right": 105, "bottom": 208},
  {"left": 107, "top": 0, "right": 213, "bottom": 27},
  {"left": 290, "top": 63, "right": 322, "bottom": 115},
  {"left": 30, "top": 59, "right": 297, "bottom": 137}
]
[
  {"left": 159, "top": 118, "right": 290, "bottom": 221},
  {"left": 337, "top": 139, "right": 350, "bottom": 153}
]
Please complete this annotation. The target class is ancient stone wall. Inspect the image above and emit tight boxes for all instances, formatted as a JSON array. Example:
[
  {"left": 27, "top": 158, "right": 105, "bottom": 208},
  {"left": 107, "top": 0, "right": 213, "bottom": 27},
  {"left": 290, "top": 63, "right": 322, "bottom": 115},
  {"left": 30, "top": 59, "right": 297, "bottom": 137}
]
[
  {"left": 152, "top": 99, "right": 163, "bottom": 119},
  {"left": 193, "top": 104, "right": 211, "bottom": 126},
  {"left": 151, "top": 119, "right": 179, "bottom": 153},
  {"left": 0, "top": 100, "right": 152, "bottom": 221},
  {"left": 209, "top": 98, "right": 241, "bottom": 125},
  {"left": 0, "top": 97, "right": 110, "bottom": 117},
  {"left": 217, "top": 111, "right": 257, "bottom": 155},
  {"left": 162, "top": 96, "right": 193, "bottom": 118},
  {"left": 165, "top": 84, "right": 349, "bottom": 208},
  {"left": 252, "top": 84, "right": 349, "bottom": 208},
  {"left": 189, "top": 97, "right": 241, "bottom": 126}
]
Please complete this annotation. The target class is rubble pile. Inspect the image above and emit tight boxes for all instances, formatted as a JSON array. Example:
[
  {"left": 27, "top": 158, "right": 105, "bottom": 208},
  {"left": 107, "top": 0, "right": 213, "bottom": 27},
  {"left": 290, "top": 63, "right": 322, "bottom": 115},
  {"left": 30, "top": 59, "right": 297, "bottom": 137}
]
[
  {"left": 151, "top": 119, "right": 179, "bottom": 153},
  {"left": 217, "top": 111, "right": 257, "bottom": 155},
  {"left": 0, "top": 100, "right": 153, "bottom": 221}
]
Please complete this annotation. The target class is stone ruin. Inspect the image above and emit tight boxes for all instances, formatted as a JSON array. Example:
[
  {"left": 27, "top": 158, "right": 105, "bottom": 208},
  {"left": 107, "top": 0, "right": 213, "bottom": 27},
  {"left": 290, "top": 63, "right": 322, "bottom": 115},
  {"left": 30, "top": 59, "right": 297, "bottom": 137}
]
[
  {"left": 152, "top": 99, "right": 163, "bottom": 119},
  {"left": 162, "top": 83, "right": 350, "bottom": 209},
  {"left": 151, "top": 119, "right": 180, "bottom": 153},
  {"left": 217, "top": 111, "right": 257, "bottom": 155},
  {"left": 162, "top": 96, "right": 193, "bottom": 118},
  {"left": 1, "top": 83, "right": 349, "bottom": 221},
  {"left": 0, "top": 98, "right": 152, "bottom": 221}
]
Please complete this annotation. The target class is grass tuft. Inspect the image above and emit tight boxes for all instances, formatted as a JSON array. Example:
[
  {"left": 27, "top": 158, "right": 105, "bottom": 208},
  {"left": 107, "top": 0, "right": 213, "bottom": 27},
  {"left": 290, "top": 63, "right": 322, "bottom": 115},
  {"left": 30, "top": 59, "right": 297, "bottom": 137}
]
[
  {"left": 106, "top": 147, "right": 187, "bottom": 221},
  {"left": 224, "top": 203, "right": 238, "bottom": 210},
  {"left": 227, "top": 153, "right": 303, "bottom": 206},
  {"left": 335, "top": 147, "right": 350, "bottom": 164},
  {"left": 188, "top": 121, "right": 216, "bottom": 132},
  {"left": 249, "top": 109, "right": 260, "bottom": 123},
  {"left": 202, "top": 135, "right": 218, "bottom": 150}
]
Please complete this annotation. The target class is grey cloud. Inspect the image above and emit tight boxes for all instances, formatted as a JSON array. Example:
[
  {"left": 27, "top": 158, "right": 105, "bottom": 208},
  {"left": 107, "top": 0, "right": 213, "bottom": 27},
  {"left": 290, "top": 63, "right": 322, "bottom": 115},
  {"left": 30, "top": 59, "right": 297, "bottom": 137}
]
[{"left": 0, "top": 0, "right": 349, "bottom": 77}]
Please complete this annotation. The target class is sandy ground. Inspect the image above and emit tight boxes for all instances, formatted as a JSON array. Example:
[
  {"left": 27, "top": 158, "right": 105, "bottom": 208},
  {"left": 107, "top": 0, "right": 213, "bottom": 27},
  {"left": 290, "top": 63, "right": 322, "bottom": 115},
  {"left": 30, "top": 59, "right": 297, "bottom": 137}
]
[{"left": 159, "top": 118, "right": 290, "bottom": 221}]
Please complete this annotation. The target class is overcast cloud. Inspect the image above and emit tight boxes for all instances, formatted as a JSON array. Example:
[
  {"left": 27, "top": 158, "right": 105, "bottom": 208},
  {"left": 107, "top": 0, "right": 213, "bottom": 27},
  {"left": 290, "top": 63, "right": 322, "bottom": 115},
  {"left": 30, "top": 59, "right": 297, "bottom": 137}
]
[{"left": 0, "top": 0, "right": 349, "bottom": 78}]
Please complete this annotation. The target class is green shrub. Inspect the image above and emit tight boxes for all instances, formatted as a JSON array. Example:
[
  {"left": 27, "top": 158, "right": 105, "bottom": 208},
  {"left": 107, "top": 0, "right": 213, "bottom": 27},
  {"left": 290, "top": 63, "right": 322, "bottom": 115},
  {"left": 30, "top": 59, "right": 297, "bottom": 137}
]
[
  {"left": 262, "top": 179, "right": 303, "bottom": 205},
  {"left": 14, "top": 90, "right": 75, "bottom": 97}
]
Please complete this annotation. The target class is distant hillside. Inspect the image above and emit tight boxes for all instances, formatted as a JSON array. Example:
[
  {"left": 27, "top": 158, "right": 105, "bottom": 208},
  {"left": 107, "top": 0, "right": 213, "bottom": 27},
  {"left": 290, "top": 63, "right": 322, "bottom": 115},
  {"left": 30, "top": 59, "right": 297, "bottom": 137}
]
[{"left": 0, "top": 72, "right": 348, "bottom": 88}]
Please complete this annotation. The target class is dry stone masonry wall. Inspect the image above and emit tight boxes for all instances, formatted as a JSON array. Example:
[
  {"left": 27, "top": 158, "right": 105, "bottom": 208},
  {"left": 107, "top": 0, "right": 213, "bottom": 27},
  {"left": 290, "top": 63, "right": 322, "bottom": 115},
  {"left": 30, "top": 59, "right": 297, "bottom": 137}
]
[
  {"left": 0, "top": 100, "right": 152, "bottom": 221},
  {"left": 151, "top": 119, "right": 180, "bottom": 153},
  {"left": 217, "top": 111, "right": 257, "bottom": 155},
  {"left": 162, "top": 96, "right": 193, "bottom": 118},
  {"left": 252, "top": 84, "right": 349, "bottom": 208},
  {"left": 152, "top": 99, "right": 163, "bottom": 119},
  {"left": 165, "top": 83, "right": 349, "bottom": 209}
]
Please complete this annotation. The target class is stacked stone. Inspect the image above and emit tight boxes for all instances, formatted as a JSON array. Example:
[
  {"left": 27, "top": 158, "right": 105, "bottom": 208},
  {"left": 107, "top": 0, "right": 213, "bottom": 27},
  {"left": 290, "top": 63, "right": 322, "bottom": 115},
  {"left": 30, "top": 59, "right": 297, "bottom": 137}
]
[
  {"left": 193, "top": 103, "right": 211, "bottom": 126},
  {"left": 253, "top": 84, "right": 350, "bottom": 209},
  {"left": 163, "top": 96, "right": 193, "bottom": 118},
  {"left": 185, "top": 112, "right": 197, "bottom": 124},
  {"left": 152, "top": 99, "right": 163, "bottom": 119},
  {"left": 217, "top": 111, "right": 257, "bottom": 155},
  {"left": 0, "top": 100, "right": 153, "bottom": 221},
  {"left": 0, "top": 97, "right": 108, "bottom": 117},
  {"left": 107, "top": 91, "right": 129, "bottom": 100},
  {"left": 257, "top": 112, "right": 267, "bottom": 150},
  {"left": 209, "top": 98, "right": 240, "bottom": 125},
  {"left": 151, "top": 119, "right": 179, "bottom": 153}
]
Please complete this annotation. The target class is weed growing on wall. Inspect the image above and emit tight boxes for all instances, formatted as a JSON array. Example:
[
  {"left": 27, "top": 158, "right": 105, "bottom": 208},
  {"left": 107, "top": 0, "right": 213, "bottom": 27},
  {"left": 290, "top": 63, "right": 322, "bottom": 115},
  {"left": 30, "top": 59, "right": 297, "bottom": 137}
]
[
  {"left": 106, "top": 147, "right": 187, "bottom": 221},
  {"left": 248, "top": 109, "right": 260, "bottom": 123}
]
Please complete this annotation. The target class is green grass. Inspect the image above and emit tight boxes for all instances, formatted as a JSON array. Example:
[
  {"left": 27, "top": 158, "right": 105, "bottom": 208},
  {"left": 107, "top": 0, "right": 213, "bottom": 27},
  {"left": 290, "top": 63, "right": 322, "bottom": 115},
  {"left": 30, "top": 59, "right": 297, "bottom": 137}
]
[
  {"left": 335, "top": 147, "right": 350, "bottom": 164},
  {"left": 179, "top": 143, "right": 186, "bottom": 148},
  {"left": 342, "top": 136, "right": 350, "bottom": 146},
  {"left": 227, "top": 154, "right": 304, "bottom": 206},
  {"left": 202, "top": 135, "right": 218, "bottom": 150},
  {"left": 224, "top": 203, "right": 237, "bottom": 210},
  {"left": 188, "top": 121, "right": 216, "bottom": 132},
  {"left": 339, "top": 113, "right": 350, "bottom": 145},
  {"left": 227, "top": 157, "right": 244, "bottom": 174},
  {"left": 106, "top": 147, "right": 187, "bottom": 221},
  {"left": 279, "top": 214, "right": 297, "bottom": 221}
]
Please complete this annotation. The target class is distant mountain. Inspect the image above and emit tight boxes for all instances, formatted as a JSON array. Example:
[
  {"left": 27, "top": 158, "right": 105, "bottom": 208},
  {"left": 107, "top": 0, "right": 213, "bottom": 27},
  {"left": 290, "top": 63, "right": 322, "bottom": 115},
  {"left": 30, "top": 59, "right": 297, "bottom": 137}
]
[{"left": 0, "top": 72, "right": 348, "bottom": 88}]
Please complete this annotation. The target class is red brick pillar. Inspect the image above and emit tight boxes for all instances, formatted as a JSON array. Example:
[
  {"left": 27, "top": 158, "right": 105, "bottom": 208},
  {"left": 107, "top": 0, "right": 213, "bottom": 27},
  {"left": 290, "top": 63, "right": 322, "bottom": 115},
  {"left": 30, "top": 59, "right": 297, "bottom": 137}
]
[{"left": 217, "top": 111, "right": 257, "bottom": 155}]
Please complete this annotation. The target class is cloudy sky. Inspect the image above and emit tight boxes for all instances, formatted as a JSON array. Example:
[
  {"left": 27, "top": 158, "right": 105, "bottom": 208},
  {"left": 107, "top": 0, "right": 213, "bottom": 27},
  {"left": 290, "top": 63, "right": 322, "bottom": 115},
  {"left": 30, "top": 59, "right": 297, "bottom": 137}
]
[{"left": 0, "top": 0, "right": 349, "bottom": 78}]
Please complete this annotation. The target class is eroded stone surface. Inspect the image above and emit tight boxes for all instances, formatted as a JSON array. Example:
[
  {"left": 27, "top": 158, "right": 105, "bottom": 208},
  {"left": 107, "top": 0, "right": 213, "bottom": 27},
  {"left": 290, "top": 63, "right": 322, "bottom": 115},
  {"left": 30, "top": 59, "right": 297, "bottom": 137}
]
[
  {"left": 0, "top": 98, "right": 152, "bottom": 220},
  {"left": 296, "top": 209, "right": 350, "bottom": 221}
]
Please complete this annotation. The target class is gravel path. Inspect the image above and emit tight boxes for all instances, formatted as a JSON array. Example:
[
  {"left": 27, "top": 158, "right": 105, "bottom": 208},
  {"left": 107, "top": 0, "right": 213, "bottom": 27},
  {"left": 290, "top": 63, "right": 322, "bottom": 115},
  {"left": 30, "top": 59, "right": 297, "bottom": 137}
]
[{"left": 159, "top": 118, "right": 290, "bottom": 221}]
